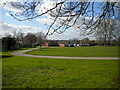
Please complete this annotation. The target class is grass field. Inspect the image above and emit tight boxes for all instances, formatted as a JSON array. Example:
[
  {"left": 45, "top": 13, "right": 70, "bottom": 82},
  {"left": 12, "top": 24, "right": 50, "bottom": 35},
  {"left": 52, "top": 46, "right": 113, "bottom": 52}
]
[
  {"left": 26, "top": 46, "right": 118, "bottom": 57},
  {"left": 1, "top": 48, "right": 36, "bottom": 58},
  {"left": 1, "top": 47, "right": 119, "bottom": 88}
]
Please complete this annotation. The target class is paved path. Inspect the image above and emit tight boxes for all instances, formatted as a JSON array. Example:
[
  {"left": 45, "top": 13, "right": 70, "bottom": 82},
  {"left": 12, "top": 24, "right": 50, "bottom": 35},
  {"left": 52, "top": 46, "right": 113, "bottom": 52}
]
[{"left": 11, "top": 48, "right": 120, "bottom": 60}]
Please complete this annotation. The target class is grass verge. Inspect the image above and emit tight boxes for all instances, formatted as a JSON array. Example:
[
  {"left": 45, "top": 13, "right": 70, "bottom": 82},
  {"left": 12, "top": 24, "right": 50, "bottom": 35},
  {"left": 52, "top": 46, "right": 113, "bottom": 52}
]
[{"left": 26, "top": 46, "right": 118, "bottom": 57}]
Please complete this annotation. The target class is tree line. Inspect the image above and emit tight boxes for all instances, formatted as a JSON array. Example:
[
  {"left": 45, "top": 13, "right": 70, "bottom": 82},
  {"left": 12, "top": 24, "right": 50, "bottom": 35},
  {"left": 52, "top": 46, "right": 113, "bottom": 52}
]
[
  {"left": 1, "top": 31, "right": 46, "bottom": 51},
  {"left": 47, "top": 37, "right": 120, "bottom": 47},
  {"left": 1, "top": 31, "right": 119, "bottom": 52}
]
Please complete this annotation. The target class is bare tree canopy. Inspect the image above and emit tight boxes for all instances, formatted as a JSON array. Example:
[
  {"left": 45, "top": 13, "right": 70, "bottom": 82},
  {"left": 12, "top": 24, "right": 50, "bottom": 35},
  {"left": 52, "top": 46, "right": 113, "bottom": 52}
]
[
  {"left": 23, "top": 33, "right": 37, "bottom": 47},
  {"left": 2, "top": 0, "right": 120, "bottom": 37},
  {"left": 36, "top": 32, "right": 46, "bottom": 48},
  {"left": 95, "top": 19, "right": 119, "bottom": 45}
]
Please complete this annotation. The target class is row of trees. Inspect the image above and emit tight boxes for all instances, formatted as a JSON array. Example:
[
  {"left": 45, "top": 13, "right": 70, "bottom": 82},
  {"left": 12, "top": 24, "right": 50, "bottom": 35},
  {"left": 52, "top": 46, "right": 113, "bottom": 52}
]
[
  {"left": 76, "top": 37, "right": 119, "bottom": 46},
  {"left": 47, "top": 37, "right": 120, "bottom": 47},
  {"left": 1, "top": 31, "right": 46, "bottom": 51},
  {"left": 1, "top": 32, "right": 119, "bottom": 52}
]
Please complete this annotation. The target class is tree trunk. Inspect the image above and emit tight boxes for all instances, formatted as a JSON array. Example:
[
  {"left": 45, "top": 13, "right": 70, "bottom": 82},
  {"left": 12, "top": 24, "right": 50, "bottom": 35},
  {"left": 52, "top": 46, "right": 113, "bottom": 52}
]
[{"left": 104, "top": 35, "right": 107, "bottom": 46}]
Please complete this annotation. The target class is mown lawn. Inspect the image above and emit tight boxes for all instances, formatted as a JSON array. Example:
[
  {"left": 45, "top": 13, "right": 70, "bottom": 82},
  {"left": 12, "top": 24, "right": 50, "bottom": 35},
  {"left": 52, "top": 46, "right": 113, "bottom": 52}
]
[
  {"left": 1, "top": 51, "right": 119, "bottom": 88},
  {"left": 1, "top": 48, "right": 36, "bottom": 58},
  {"left": 26, "top": 46, "right": 118, "bottom": 57}
]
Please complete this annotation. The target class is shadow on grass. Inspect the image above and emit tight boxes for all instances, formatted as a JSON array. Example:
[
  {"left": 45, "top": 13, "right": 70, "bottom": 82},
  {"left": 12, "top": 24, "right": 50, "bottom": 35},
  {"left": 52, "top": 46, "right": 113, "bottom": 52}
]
[{"left": 0, "top": 55, "right": 12, "bottom": 58}]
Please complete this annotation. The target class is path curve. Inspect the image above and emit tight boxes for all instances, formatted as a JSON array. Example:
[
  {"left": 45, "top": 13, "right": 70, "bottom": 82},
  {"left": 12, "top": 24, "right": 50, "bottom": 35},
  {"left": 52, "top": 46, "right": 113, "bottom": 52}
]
[{"left": 11, "top": 48, "right": 120, "bottom": 60}]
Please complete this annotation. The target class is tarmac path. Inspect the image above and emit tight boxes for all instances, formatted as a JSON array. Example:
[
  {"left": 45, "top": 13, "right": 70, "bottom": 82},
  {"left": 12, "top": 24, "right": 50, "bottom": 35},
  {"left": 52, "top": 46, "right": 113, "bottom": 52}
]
[{"left": 11, "top": 48, "right": 119, "bottom": 60}]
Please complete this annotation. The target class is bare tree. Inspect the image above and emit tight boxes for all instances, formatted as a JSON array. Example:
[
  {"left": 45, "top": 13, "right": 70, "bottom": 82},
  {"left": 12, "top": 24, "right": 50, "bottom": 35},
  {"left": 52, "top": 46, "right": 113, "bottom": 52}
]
[
  {"left": 23, "top": 33, "right": 37, "bottom": 48},
  {"left": 12, "top": 29, "right": 24, "bottom": 49},
  {"left": 36, "top": 32, "right": 46, "bottom": 49},
  {"left": 80, "top": 37, "right": 90, "bottom": 44},
  {"left": 95, "top": 19, "right": 119, "bottom": 46},
  {"left": 2, "top": 1, "right": 119, "bottom": 37}
]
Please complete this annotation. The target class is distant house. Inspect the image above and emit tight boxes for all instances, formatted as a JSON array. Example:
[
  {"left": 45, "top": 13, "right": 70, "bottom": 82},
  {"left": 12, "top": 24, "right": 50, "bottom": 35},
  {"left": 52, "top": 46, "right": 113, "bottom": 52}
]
[
  {"left": 43, "top": 43, "right": 48, "bottom": 47},
  {"left": 58, "top": 44, "right": 65, "bottom": 47},
  {"left": 58, "top": 41, "right": 74, "bottom": 47}
]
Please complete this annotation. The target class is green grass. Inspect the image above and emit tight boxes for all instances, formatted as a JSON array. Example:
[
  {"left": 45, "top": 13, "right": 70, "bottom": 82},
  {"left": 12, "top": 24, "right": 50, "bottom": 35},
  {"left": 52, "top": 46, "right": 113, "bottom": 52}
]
[
  {"left": 1, "top": 54, "right": 119, "bottom": 88},
  {"left": 26, "top": 46, "right": 118, "bottom": 57},
  {"left": 1, "top": 47, "right": 119, "bottom": 88},
  {"left": 1, "top": 48, "right": 36, "bottom": 57}
]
